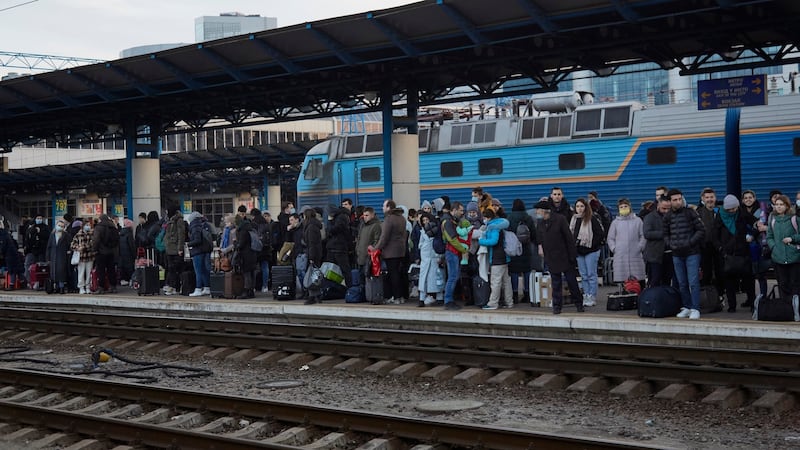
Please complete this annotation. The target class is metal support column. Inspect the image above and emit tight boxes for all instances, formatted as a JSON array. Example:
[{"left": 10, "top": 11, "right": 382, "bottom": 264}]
[
  {"left": 381, "top": 85, "right": 394, "bottom": 200},
  {"left": 407, "top": 84, "right": 418, "bottom": 135},
  {"left": 724, "top": 107, "right": 741, "bottom": 197}
]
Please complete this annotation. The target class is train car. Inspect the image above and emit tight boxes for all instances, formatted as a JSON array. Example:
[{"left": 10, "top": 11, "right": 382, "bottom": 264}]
[{"left": 297, "top": 93, "right": 800, "bottom": 214}]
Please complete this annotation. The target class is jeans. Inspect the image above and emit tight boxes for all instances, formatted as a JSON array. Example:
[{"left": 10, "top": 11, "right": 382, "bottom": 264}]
[
  {"left": 509, "top": 271, "right": 531, "bottom": 295},
  {"left": 260, "top": 260, "right": 270, "bottom": 289},
  {"left": 444, "top": 251, "right": 460, "bottom": 303},
  {"left": 192, "top": 253, "right": 211, "bottom": 289},
  {"left": 672, "top": 253, "right": 701, "bottom": 310},
  {"left": 577, "top": 250, "right": 600, "bottom": 297}
]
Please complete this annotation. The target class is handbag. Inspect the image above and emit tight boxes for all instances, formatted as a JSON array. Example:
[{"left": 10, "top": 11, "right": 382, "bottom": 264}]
[
  {"left": 215, "top": 254, "right": 231, "bottom": 272},
  {"left": 277, "top": 242, "right": 295, "bottom": 265},
  {"left": 70, "top": 251, "right": 80, "bottom": 266},
  {"left": 303, "top": 264, "right": 323, "bottom": 289},
  {"left": 295, "top": 252, "right": 308, "bottom": 272},
  {"left": 723, "top": 254, "right": 750, "bottom": 276}
]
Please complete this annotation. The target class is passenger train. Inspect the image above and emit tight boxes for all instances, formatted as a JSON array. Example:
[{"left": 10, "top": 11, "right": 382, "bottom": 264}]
[{"left": 297, "top": 91, "right": 800, "bottom": 214}]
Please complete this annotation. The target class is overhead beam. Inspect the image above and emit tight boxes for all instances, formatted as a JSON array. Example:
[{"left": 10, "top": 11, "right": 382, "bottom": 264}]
[
  {"left": 305, "top": 23, "right": 360, "bottom": 66},
  {"left": 610, "top": 0, "right": 640, "bottom": 22},
  {"left": 249, "top": 36, "right": 302, "bottom": 75},
  {"left": 367, "top": 13, "right": 420, "bottom": 57},
  {"left": 0, "top": 85, "right": 43, "bottom": 113},
  {"left": 150, "top": 55, "right": 202, "bottom": 90},
  {"left": 106, "top": 64, "right": 156, "bottom": 97},
  {"left": 436, "top": 0, "right": 486, "bottom": 45},
  {"left": 30, "top": 77, "right": 79, "bottom": 108},
  {"left": 516, "top": 0, "right": 558, "bottom": 34},
  {"left": 67, "top": 69, "right": 116, "bottom": 102},
  {"left": 197, "top": 44, "right": 251, "bottom": 83}
]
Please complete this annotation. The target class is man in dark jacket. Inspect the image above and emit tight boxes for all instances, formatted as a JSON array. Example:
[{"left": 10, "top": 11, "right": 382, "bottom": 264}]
[
  {"left": 325, "top": 205, "right": 353, "bottom": 287},
  {"left": 302, "top": 208, "right": 324, "bottom": 304},
  {"left": 250, "top": 208, "right": 273, "bottom": 293},
  {"left": 663, "top": 188, "right": 705, "bottom": 320},
  {"left": 697, "top": 187, "right": 723, "bottom": 295},
  {"left": 234, "top": 215, "right": 257, "bottom": 299},
  {"left": 24, "top": 213, "right": 50, "bottom": 273},
  {"left": 535, "top": 200, "right": 583, "bottom": 314},
  {"left": 375, "top": 199, "right": 409, "bottom": 304},
  {"left": 643, "top": 196, "right": 673, "bottom": 288},
  {"left": 548, "top": 187, "right": 573, "bottom": 223},
  {"left": 92, "top": 214, "right": 120, "bottom": 294}
]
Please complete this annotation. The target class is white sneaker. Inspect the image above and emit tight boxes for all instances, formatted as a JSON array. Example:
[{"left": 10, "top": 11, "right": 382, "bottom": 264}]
[
  {"left": 79, "top": 288, "right": 86, "bottom": 294},
  {"left": 584, "top": 294, "right": 597, "bottom": 307},
  {"left": 689, "top": 309, "right": 700, "bottom": 320},
  {"left": 676, "top": 307, "right": 691, "bottom": 318},
  {"left": 162, "top": 285, "right": 171, "bottom": 292},
  {"left": 261, "top": 287, "right": 269, "bottom": 293},
  {"left": 582, "top": 293, "right": 590, "bottom": 306},
  {"left": 164, "top": 287, "right": 176, "bottom": 296},
  {"left": 424, "top": 295, "right": 436, "bottom": 306},
  {"left": 189, "top": 288, "right": 203, "bottom": 297},
  {"left": 201, "top": 287, "right": 211, "bottom": 296}
]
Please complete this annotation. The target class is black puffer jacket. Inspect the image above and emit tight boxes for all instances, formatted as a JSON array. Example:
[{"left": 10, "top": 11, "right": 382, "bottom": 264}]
[
  {"left": 663, "top": 207, "right": 705, "bottom": 257},
  {"left": 325, "top": 207, "right": 351, "bottom": 253}
]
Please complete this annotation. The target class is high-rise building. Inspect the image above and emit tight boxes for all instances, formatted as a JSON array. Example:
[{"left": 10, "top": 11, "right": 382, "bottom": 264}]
[{"left": 194, "top": 12, "right": 277, "bottom": 42}]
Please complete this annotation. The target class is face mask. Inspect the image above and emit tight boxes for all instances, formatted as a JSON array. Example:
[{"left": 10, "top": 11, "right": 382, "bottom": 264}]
[
  {"left": 471, "top": 196, "right": 478, "bottom": 202},
  {"left": 55, "top": 225, "right": 63, "bottom": 231},
  {"left": 84, "top": 225, "right": 91, "bottom": 232},
  {"left": 796, "top": 199, "right": 800, "bottom": 208},
  {"left": 535, "top": 213, "right": 543, "bottom": 220},
  {"left": 35, "top": 218, "right": 43, "bottom": 225},
  {"left": 289, "top": 208, "right": 296, "bottom": 214},
  {"left": 618, "top": 206, "right": 631, "bottom": 216}
]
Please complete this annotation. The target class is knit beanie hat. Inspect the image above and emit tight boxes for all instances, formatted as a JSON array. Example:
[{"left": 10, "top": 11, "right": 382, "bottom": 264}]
[
  {"left": 723, "top": 194, "right": 740, "bottom": 210},
  {"left": 466, "top": 202, "right": 479, "bottom": 213}
]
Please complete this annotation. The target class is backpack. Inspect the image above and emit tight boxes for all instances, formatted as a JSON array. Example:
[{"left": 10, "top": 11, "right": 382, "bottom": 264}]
[
  {"left": 201, "top": 223, "right": 214, "bottom": 251},
  {"left": 431, "top": 221, "right": 446, "bottom": 254},
  {"left": 516, "top": 221, "right": 531, "bottom": 245},
  {"left": 154, "top": 227, "right": 166, "bottom": 252},
  {"left": 249, "top": 229, "right": 264, "bottom": 252},
  {"left": 503, "top": 230, "right": 523, "bottom": 257},
  {"left": 769, "top": 215, "right": 800, "bottom": 250},
  {"left": 259, "top": 224, "right": 272, "bottom": 252}
]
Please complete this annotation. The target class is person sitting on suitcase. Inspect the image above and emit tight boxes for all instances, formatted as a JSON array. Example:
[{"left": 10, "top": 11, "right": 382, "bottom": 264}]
[
  {"left": 534, "top": 201, "right": 584, "bottom": 315},
  {"left": 663, "top": 189, "right": 705, "bottom": 320}
]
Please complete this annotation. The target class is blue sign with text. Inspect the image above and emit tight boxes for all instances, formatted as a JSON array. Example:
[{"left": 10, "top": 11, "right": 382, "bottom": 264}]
[{"left": 698, "top": 75, "right": 767, "bottom": 110}]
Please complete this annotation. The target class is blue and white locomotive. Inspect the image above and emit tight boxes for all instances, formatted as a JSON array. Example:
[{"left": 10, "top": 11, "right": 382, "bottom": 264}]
[{"left": 297, "top": 91, "right": 800, "bottom": 212}]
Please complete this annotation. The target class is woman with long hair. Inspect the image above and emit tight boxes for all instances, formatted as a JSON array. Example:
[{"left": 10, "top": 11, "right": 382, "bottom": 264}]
[
  {"left": 569, "top": 198, "right": 604, "bottom": 307},
  {"left": 766, "top": 195, "right": 800, "bottom": 301},
  {"left": 741, "top": 189, "right": 769, "bottom": 307}
]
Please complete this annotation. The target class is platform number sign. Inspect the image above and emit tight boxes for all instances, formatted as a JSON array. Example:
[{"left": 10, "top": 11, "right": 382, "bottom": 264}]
[{"left": 54, "top": 198, "right": 68, "bottom": 217}]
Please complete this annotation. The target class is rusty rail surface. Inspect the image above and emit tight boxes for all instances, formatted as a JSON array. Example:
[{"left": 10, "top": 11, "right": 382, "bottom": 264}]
[{"left": 0, "top": 368, "right": 662, "bottom": 450}]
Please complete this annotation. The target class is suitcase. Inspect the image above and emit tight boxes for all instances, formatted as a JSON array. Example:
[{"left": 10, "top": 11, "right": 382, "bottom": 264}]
[
  {"left": 210, "top": 271, "right": 244, "bottom": 299},
  {"left": 606, "top": 285, "right": 638, "bottom": 311},
  {"left": 638, "top": 285, "right": 682, "bottom": 318},
  {"left": 89, "top": 267, "right": 111, "bottom": 293},
  {"left": 180, "top": 270, "right": 196, "bottom": 296},
  {"left": 530, "top": 272, "right": 552, "bottom": 307},
  {"left": 345, "top": 285, "right": 365, "bottom": 303},
  {"left": 365, "top": 275, "right": 384, "bottom": 304},
  {"left": 29, "top": 262, "right": 50, "bottom": 290},
  {"left": 350, "top": 268, "right": 362, "bottom": 287},
  {"left": 137, "top": 249, "right": 160, "bottom": 296},
  {"left": 271, "top": 265, "right": 295, "bottom": 285},
  {"left": 754, "top": 286, "right": 800, "bottom": 322},
  {"left": 699, "top": 285, "right": 722, "bottom": 314}
]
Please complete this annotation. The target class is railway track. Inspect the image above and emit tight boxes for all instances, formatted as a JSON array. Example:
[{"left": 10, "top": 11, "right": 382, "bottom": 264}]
[
  {"left": 0, "top": 368, "right": 660, "bottom": 449},
  {"left": 0, "top": 307, "right": 798, "bottom": 411}
]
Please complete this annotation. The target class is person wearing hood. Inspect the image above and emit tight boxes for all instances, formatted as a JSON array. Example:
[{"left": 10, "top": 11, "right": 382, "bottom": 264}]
[
  {"left": 136, "top": 211, "right": 162, "bottom": 250},
  {"left": 186, "top": 211, "right": 213, "bottom": 296},
  {"left": 374, "top": 199, "right": 409, "bottom": 304},
  {"left": 118, "top": 218, "right": 137, "bottom": 286},
  {"left": 92, "top": 214, "right": 120, "bottom": 294},
  {"left": 70, "top": 219, "right": 97, "bottom": 294},
  {"left": 325, "top": 204, "right": 353, "bottom": 287},
  {"left": 162, "top": 209, "right": 186, "bottom": 296},
  {"left": 606, "top": 198, "right": 646, "bottom": 286},
  {"left": 233, "top": 212, "right": 257, "bottom": 299},
  {"left": 45, "top": 219, "right": 71, "bottom": 294},
  {"left": 477, "top": 208, "right": 513, "bottom": 310},
  {"left": 414, "top": 211, "right": 444, "bottom": 306},
  {"left": 0, "top": 219, "right": 24, "bottom": 290}
]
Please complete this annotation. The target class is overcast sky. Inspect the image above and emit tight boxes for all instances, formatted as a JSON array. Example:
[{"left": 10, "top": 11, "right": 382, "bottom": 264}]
[{"left": 0, "top": 0, "right": 417, "bottom": 76}]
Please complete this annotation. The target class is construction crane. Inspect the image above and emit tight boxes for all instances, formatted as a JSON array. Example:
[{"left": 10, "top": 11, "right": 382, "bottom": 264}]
[{"left": 0, "top": 51, "right": 104, "bottom": 73}]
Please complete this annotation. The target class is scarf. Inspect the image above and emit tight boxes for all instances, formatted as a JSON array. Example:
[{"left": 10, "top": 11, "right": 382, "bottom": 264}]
[
  {"left": 570, "top": 215, "right": 594, "bottom": 248},
  {"left": 719, "top": 208, "right": 737, "bottom": 236}
]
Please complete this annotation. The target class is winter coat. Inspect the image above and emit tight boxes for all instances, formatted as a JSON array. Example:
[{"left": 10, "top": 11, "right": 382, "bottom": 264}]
[
  {"left": 325, "top": 207, "right": 352, "bottom": 254},
  {"left": 250, "top": 215, "right": 273, "bottom": 262},
  {"left": 119, "top": 227, "right": 136, "bottom": 274},
  {"left": 375, "top": 209, "right": 407, "bottom": 259},
  {"left": 356, "top": 217, "right": 381, "bottom": 266},
  {"left": 478, "top": 218, "right": 510, "bottom": 265},
  {"left": 507, "top": 210, "right": 537, "bottom": 273},
  {"left": 136, "top": 214, "right": 162, "bottom": 249},
  {"left": 234, "top": 220, "right": 258, "bottom": 272},
  {"left": 92, "top": 219, "right": 119, "bottom": 256},
  {"left": 45, "top": 230, "right": 71, "bottom": 283},
  {"left": 642, "top": 210, "right": 667, "bottom": 264},
  {"left": 767, "top": 214, "right": 800, "bottom": 265},
  {"left": 697, "top": 206, "right": 718, "bottom": 246},
  {"left": 303, "top": 216, "right": 324, "bottom": 265},
  {"left": 164, "top": 214, "right": 186, "bottom": 256},
  {"left": 570, "top": 215, "right": 604, "bottom": 256},
  {"left": 536, "top": 212, "right": 576, "bottom": 274},
  {"left": 25, "top": 222, "right": 51, "bottom": 254},
  {"left": 70, "top": 229, "right": 96, "bottom": 262},
  {"left": 0, "top": 229, "right": 23, "bottom": 275},
  {"left": 712, "top": 212, "right": 753, "bottom": 258},
  {"left": 607, "top": 214, "right": 646, "bottom": 282},
  {"left": 663, "top": 207, "right": 705, "bottom": 257},
  {"left": 187, "top": 218, "right": 212, "bottom": 257}
]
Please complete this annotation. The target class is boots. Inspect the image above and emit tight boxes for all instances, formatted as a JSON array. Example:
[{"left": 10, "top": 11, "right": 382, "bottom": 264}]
[
  {"left": 522, "top": 291, "right": 529, "bottom": 304},
  {"left": 512, "top": 291, "right": 519, "bottom": 304}
]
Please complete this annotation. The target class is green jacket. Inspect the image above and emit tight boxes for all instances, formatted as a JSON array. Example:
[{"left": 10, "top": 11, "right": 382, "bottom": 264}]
[{"left": 766, "top": 214, "right": 800, "bottom": 265}]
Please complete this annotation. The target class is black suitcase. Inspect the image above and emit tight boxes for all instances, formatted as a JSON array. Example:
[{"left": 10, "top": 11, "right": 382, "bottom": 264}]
[
  {"left": 320, "top": 278, "right": 347, "bottom": 300},
  {"left": 638, "top": 285, "right": 682, "bottom": 318},
  {"left": 180, "top": 270, "right": 196, "bottom": 296},
  {"left": 210, "top": 271, "right": 244, "bottom": 299},
  {"left": 137, "top": 249, "right": 159, "bottom": 296},
  {"left": 271, "top": 265, "right": 295, "bottom": 285},
  {"left": 607, "top": 285, "right": 638, "bottom": 311},
  {"left": 365, "top": 275, "right": 384, "bottom": 304}
]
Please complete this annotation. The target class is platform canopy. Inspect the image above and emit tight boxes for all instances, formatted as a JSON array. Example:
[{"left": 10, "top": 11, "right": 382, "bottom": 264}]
[{"left": 0, "top": 0, "right": 797, "bottom": 151}]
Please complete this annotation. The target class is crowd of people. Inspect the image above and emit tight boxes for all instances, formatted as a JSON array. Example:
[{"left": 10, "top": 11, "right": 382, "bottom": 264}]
[{"left": 0, "top": 185, "right": 798, "bottom": 321}]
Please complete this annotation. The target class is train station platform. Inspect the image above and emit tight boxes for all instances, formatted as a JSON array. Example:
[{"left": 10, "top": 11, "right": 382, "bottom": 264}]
[{"left": 1, "top": 283, "right": 798, "bottom": 353}]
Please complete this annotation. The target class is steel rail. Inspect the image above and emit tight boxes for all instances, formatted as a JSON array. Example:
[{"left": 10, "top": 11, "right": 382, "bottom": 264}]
[
  {"left": 0, "top": 368, "right": 663, "bottom": 450},
  {"left": 1, "top": 307, "right": 798, "bottom": 392}
]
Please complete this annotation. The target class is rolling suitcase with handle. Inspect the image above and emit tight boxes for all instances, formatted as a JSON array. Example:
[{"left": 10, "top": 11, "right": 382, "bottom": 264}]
[
  {"left": 210, "top": 271, "right": 244, "bottom": 299},
  {"left": 137, "top": 249, "right": 159, "bottom": 296}
]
